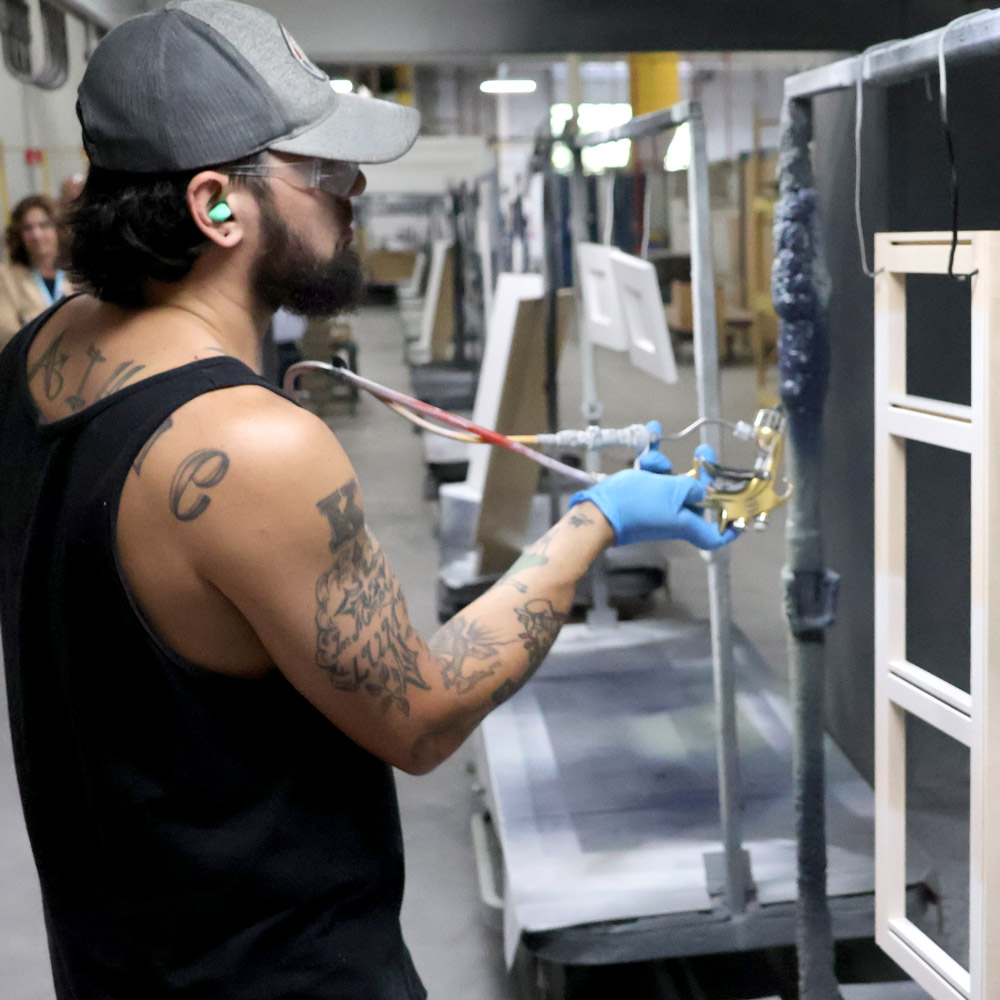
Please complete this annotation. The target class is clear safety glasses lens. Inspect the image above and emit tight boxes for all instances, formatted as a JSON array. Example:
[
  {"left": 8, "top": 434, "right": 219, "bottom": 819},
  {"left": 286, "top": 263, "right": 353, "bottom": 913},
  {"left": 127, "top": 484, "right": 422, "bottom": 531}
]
[
  {"left": 302, "top": 159, "right": 360, "bottom": 198},
  {"left": 228, "top": 159, "right": 360, "bottom": 198}
]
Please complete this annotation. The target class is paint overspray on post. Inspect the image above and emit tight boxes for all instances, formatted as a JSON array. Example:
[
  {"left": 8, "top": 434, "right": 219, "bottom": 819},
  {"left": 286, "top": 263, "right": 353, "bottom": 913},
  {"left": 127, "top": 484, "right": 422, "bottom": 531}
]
[{"left": 772, "top": 96, "right": 843, "bottom": 1000}]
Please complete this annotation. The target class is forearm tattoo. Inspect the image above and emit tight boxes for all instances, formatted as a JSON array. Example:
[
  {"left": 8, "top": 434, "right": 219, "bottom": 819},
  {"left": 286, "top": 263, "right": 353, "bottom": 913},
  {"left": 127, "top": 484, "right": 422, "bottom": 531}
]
[
  {"left": 429, "top": 597, "right": 567, "bottom": 708},
  {"left": 314, "top": 479, "right": 430, "bottom": 714},
  {"left": 500, "top": 528, "right": 553, "bottom": 591},
  {"left": 490, "top": 597, "right": 567, "bottom": 705},
  {"left": 515, "top": 598, "right": 566, "bottom": 672},
  {"left": 500, "top": 508, "right": 597, "bottom": 591},
  {"left": 310, "top": 483, "right": 581, "bottom": 720},
  {"left": 428, "top": 617, "right": 511, "bottom": 694},
  {"left": 487, "top": 599, "right": 567, "bottom": 708},
  {"left": 568, "top": 508, "right": 596, "bottom": 528}
]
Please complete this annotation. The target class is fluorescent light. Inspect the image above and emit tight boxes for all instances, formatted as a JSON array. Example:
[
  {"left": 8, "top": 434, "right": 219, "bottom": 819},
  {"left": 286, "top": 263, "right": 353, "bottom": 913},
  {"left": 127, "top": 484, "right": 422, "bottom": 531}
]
[
  {"left": 480, "top": 79, "right": 537, "bottom": 94},
  {"left": 329, "top": 79, "right": 354, "bottom": 94}
]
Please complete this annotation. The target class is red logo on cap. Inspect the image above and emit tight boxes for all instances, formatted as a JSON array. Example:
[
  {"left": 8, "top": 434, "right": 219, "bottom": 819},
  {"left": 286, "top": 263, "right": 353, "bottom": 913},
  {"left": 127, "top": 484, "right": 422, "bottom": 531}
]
[{"left": 280, "top": 25, "right": 327, "bottom": 81}]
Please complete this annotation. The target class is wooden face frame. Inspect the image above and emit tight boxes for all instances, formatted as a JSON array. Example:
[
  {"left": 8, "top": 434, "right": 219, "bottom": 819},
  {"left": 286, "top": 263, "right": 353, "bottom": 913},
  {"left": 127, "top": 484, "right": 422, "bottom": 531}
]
[{"left": 874, "top": 231, "right": 1000, "bottom": 1000}]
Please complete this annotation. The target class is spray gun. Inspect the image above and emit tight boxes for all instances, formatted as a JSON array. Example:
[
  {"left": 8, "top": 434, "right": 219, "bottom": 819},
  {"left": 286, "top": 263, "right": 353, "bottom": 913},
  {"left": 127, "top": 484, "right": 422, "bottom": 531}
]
[
  {"left": 283, "top": 362, "right": 793, "bottom": 532},
  {"left": 686, "top": 408, "right": 792, "bottom": 532},
  {"left": 532, "top": 408, "right": 792, "bottom": 531}
]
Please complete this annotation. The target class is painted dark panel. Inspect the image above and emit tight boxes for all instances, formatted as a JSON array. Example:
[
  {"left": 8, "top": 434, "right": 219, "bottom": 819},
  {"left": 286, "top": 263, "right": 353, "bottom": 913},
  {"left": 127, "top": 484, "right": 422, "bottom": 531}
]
[
  {"left": 815, "top": 53, "right": 1000, "bottom": 783},
  {"left": 812, "top": 85, "right": 887, "bottom": 786}
]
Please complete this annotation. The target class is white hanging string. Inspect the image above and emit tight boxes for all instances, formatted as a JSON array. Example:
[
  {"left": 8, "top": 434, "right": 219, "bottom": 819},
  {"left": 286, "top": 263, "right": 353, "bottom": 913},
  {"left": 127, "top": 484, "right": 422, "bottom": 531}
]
[
  {"left": 937, "top": 9, "right": 995, "bottom": 126},
  {"left": 854, "top": 43, "right": 896, "bottom": 279},
  {"left": 854, "top": 12, "right": 995, "bottom": 280}
]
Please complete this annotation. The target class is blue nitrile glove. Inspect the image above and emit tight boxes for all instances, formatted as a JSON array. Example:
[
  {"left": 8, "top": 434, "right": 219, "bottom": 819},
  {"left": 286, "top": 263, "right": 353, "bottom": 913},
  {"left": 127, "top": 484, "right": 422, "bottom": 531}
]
[{"left": 570, "top": 424, "right": 739, "bottom": 550}]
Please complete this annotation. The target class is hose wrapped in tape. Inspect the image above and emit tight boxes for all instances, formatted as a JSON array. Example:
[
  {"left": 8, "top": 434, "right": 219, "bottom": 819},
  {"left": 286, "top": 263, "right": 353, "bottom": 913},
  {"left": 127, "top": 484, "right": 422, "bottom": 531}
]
[
  {"left": 771, "top": 96, "right": 843, "bottom": 1000},
  {"left": 772, "top": 98, "right": 832, "bottom": 451},
  {"left": 535, "top": 424, "right": 653, "bottom": 451}
]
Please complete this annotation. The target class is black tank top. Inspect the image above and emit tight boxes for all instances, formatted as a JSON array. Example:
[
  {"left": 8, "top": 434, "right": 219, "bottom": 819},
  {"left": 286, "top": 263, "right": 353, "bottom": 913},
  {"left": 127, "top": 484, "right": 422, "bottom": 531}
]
[{"left": 0, "top": 303, "right": 426, "bottom": 1000}]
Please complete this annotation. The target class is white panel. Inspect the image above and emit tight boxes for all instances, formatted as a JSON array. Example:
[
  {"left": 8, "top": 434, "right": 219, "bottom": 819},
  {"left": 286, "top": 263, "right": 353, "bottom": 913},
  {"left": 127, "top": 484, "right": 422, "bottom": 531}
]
[
  {"left": 476, "top": 176, "right": 496, "bottom": 323},
  {"left": 576, "top": 243, "right": 628, "bottom": 351},
  {"left": 609, "top": 251, "right": 679, "bottom": 385},
  {"left": 399, "top": 250, "right": 428, "bottom": 298},
  {"left": 415, "top": 239, "right": 453, "bottom": 356},
  {"left": 462, "top": 273, "right": 544, "bottom": 495}
]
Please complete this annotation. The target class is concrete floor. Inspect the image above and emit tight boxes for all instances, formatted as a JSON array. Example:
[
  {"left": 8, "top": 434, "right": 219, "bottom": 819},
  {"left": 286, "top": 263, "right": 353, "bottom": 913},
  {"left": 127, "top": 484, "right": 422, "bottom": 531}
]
[{"left": 0, "top": 300, "right": 947, "bottom": 998}]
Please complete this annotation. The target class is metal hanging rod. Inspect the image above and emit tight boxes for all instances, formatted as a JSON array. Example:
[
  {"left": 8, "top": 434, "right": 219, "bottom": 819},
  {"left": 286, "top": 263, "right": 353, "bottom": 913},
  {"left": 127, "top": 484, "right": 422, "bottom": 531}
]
[
  {"left": 785, "top": 7, "right": 1000, "bottom": 99},
  {"left": 570, "top": 101, "right": 694, "bottom": 148}
]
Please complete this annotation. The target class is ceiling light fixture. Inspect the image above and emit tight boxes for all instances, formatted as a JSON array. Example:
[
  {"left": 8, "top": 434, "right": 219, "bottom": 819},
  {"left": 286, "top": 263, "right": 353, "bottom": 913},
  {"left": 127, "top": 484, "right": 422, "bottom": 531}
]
[
  {"left": 329, "top": 79, "right": 354, "bottom": 94},
  {"left": 480, "top": 79, "right": 537, "bottom": 94}
]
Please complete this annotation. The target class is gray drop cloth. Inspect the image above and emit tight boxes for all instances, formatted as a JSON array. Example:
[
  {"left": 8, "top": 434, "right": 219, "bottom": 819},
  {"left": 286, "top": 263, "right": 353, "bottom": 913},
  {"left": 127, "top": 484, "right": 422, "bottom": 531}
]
[{"left": 476, "top": 620, "right": 907, "bottom": 966}]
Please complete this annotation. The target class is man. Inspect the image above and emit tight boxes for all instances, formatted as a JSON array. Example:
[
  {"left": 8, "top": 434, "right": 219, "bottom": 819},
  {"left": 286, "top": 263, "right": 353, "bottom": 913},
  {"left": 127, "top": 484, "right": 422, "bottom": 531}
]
[{"left": 0, "top": 2, "right": 735, "bottom": 997}]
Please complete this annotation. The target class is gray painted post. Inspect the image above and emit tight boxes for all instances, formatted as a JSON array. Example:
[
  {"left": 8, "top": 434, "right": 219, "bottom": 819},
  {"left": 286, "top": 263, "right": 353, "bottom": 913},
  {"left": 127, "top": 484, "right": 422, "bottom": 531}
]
[
  {"left": 567, "top": 140, "right": 615, "bottom": 626},
  {"left": 688, "top": 103, "right": 748, "bottom": 918}
]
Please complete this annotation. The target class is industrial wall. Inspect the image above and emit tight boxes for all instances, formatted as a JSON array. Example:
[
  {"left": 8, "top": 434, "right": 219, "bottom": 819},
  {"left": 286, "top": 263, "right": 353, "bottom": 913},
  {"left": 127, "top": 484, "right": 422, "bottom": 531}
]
[
  {"left": 813, "top": 57, "right": 1000, "bottom": 786},
  {"left": 0, "top": 12, "right": 91, "bottom": 213}
]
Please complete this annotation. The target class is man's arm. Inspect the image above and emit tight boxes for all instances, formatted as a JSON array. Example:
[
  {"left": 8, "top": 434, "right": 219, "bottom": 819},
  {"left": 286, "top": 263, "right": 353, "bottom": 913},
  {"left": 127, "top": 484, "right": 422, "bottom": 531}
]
[
  {"left": 309, "top": 478, "right": 607, "bottom": 772},
  {"left": 138, "top": 387, "right": 612, "bottom": 774}
]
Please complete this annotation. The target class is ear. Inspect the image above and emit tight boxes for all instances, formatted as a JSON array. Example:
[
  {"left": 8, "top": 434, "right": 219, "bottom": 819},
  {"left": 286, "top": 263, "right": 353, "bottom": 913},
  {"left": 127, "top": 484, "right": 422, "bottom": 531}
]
[{"left": 187, "top": 170, "right": 245, "bottom": 248}]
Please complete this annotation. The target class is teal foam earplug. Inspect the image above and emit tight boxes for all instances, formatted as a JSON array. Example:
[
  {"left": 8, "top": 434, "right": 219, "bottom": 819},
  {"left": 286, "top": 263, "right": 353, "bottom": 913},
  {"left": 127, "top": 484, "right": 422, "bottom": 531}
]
[{"left": 208, "top": 202, "right": 232, "bottom": 222}]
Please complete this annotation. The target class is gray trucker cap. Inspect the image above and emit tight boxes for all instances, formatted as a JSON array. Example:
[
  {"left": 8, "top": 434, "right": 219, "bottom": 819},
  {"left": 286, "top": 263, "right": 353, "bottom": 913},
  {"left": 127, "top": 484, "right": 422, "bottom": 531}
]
[{"left": 77, "top": 0, "right": 420, "bottom": 173}]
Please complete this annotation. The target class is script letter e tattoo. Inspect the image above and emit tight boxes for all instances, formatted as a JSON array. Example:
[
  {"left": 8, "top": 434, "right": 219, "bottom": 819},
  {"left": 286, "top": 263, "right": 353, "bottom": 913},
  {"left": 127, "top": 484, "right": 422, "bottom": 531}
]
[{"left": 170, "top": 449, "right": 230, "bottom": 521}]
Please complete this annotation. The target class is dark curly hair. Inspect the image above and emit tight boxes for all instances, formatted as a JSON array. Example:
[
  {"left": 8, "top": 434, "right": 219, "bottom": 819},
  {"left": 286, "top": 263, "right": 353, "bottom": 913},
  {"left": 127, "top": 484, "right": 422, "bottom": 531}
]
[
  {"left": 69, "top": 156, "right": 268, "bottom": 307},
  {"left": 6, "top": 195, "right": 62, "bottom": 267}
]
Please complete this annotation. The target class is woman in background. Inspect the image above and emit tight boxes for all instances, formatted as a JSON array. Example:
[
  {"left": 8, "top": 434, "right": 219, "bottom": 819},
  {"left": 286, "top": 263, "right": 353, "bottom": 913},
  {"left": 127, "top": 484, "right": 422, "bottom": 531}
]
[{"left": 0, "top": 195, "right": 77, "bottom": 349}]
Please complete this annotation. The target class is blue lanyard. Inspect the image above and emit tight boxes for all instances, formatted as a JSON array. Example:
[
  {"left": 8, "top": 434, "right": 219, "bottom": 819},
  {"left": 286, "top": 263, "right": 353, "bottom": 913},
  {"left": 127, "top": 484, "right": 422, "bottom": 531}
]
[{"left": 32, "top": 268, "right": 64, "bottom": 306}]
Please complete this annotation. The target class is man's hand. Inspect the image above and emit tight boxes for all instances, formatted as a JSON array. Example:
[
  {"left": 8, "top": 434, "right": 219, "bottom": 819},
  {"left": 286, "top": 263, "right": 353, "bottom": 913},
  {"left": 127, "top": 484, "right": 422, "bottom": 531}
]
[{"left": 569, "top": 435, "right": 739, "bottom": 550}]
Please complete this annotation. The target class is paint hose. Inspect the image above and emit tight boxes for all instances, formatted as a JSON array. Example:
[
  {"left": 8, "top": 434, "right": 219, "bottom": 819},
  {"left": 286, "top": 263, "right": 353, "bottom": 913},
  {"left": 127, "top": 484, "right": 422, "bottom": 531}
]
[{"left": 773, "top": 97, "right": 843, "bottom": 1000}]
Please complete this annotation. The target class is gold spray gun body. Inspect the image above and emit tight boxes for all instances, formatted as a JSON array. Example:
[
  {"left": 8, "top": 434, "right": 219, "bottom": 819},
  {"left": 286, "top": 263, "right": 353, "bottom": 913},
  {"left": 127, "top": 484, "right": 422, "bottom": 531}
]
[{"left": 687, "top": 408, "right": 793, "bottom": 532}]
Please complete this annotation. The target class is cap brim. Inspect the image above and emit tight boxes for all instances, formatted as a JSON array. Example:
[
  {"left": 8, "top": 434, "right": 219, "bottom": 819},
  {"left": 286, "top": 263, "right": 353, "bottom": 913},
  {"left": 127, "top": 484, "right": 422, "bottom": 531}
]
[{"left": 270, "top": 91, "right": 420, "bottom": 164}]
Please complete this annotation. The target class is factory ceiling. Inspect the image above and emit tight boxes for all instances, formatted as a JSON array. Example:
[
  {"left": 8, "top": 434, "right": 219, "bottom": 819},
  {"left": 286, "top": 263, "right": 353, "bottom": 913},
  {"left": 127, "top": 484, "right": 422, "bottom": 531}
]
[{"left": 246, "top": 0, "right": 990, "bottom": 61}]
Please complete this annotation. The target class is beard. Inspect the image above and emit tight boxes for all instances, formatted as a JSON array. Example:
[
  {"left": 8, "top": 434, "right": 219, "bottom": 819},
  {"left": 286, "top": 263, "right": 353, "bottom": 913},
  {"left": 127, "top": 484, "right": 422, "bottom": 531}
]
[{"left": 250, "top": 192, "right": 364, "bottom": 317}]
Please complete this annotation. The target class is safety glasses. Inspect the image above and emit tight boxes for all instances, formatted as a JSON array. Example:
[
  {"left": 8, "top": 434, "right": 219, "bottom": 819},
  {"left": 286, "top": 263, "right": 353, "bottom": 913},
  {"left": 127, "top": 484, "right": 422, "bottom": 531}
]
[{"left": 228, "top": 157, "right": 361, "bottom": 198}]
